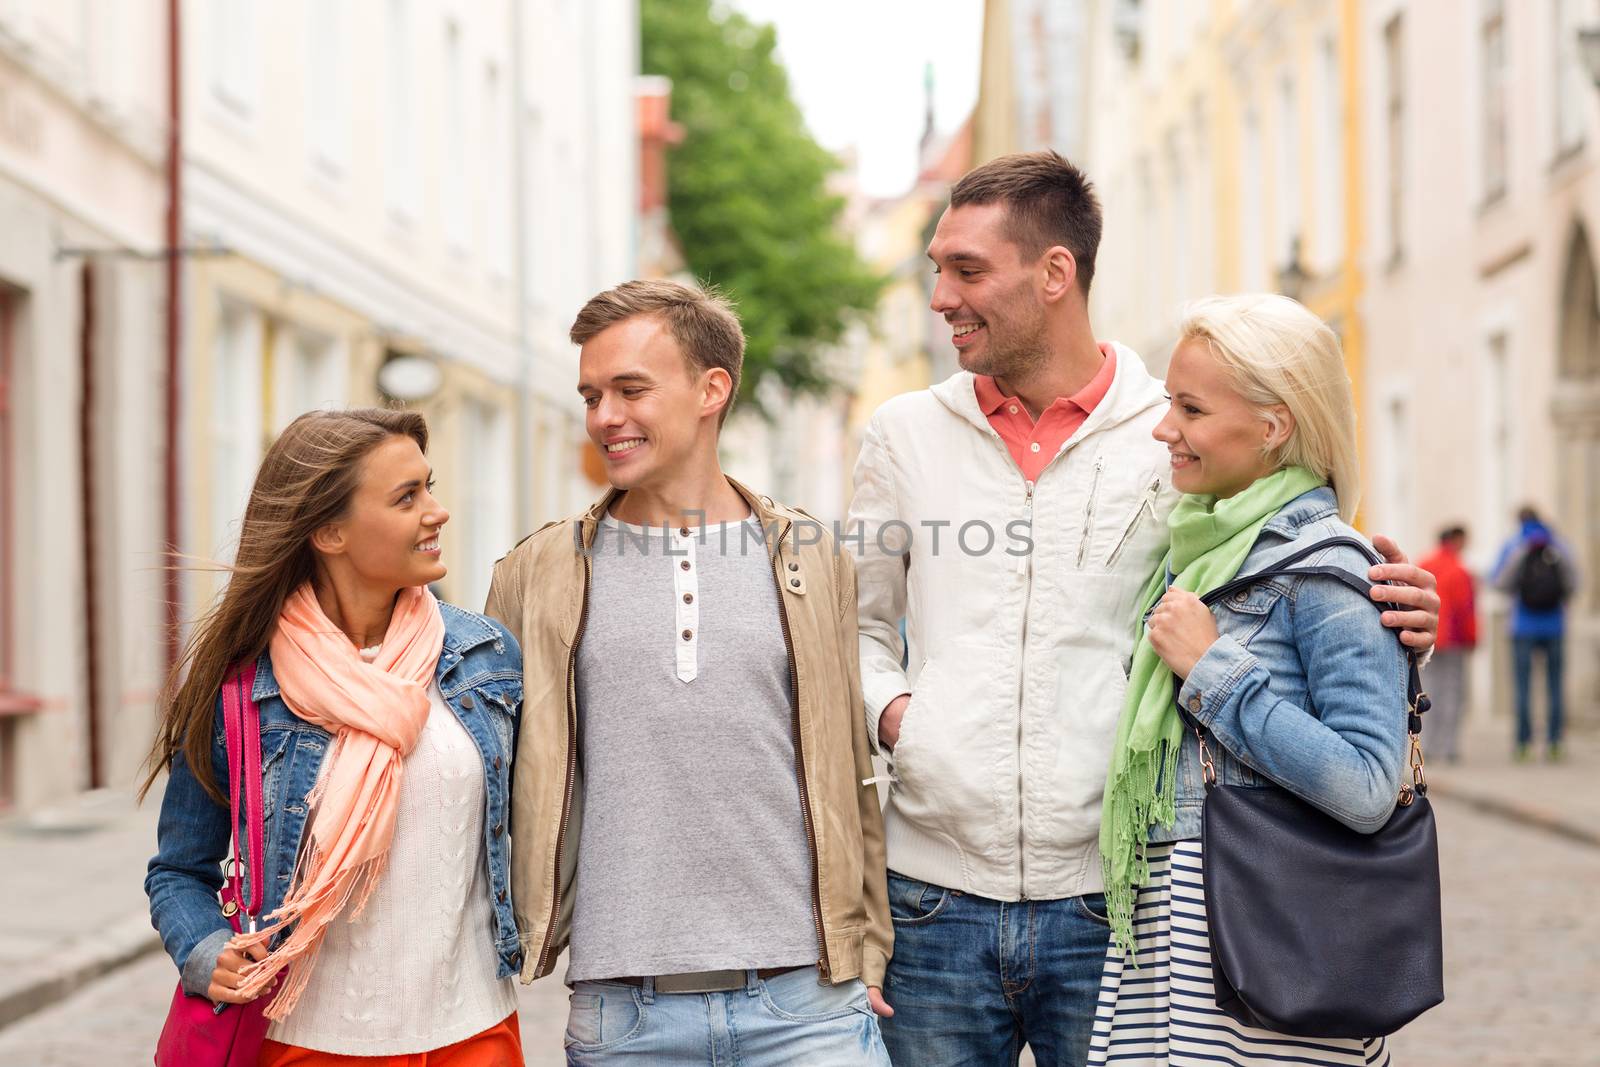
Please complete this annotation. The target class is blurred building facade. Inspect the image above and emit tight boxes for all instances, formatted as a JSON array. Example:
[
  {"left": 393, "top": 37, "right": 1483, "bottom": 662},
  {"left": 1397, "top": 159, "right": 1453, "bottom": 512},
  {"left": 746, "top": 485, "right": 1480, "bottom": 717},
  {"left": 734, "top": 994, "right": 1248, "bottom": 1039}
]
[
  {"left": 181, "top": 0, "right": 636, "bottom": 621},
  {"left": 843, "top": 110, "right": 975, "bottom": 489},
  {"left": 975, "top": 0, "right": 1599, "bottom": 726},
  {"left": 1354, "top": 0, "right": 1600, "bottom": 725},
  {"left": 0, "top": 0, "right": 169, "bottom": 811},
  {"left": 0, "top": 0, "right": 639, "bottom": 813},
  {"left": 717, "top": 152, "right": 862, "bottom": 522}
]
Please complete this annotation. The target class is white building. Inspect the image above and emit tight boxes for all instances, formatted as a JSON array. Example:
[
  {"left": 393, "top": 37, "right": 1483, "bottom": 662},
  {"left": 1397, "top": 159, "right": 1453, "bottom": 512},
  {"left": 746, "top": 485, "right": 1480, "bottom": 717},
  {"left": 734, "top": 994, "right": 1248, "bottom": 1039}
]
[
  {"left": 180, "top": 0, "right": 637, "bottom": 621},
  {"left": 0, "top": 0, "right": 170, "bottom": 811},
  {"left": 1359, "top": 0, "right": 1600, "bottom": 726},
  {"left": 0, "top": 0, "right": 639, "bottom": 813}
]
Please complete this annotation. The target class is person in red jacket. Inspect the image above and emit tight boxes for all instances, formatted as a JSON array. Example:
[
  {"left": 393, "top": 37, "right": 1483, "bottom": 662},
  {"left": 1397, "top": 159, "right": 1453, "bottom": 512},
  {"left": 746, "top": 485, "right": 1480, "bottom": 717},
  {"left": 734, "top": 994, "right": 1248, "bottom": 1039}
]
[{"left": 1420, "top": 525, "right": 1478, "bottom": 762}]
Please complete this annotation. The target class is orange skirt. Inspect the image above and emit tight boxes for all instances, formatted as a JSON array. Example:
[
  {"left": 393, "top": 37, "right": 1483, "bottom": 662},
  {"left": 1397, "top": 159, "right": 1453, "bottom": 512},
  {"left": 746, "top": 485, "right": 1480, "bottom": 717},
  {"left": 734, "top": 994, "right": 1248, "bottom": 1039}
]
[{"left": 257, "top": 1012, "right": 522, "bottom": 1067}]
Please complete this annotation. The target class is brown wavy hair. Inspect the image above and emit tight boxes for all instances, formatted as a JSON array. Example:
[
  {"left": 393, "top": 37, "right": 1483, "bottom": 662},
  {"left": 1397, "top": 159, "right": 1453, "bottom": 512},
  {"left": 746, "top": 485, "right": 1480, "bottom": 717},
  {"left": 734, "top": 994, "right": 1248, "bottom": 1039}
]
[{"left": 139, "top": 407, "right": 429, "bottom": 804}]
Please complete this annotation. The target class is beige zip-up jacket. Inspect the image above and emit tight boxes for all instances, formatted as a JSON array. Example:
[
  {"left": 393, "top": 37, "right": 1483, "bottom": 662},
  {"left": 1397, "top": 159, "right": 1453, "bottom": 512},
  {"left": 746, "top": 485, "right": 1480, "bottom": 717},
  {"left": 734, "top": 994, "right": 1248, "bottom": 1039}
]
[{"left": 485, "top": 478, "right": 892, "bottom": 987}]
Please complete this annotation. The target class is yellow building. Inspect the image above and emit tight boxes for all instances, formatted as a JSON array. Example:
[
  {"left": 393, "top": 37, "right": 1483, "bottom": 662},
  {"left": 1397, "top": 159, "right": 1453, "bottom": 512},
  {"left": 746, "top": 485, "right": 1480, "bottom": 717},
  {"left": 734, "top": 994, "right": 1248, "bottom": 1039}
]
[
  {"left": 978, "top": 0, "right": 1368, "bottom": 505},
  {"left": 842, "top": 120, "right": 976, "bottom": 509}
]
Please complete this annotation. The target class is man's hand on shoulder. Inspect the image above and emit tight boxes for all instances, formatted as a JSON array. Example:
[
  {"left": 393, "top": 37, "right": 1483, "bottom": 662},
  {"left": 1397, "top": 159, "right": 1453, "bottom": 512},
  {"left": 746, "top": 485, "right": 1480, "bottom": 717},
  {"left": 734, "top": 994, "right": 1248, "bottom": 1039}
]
[{"left": 1369, "top": 534, "right": 1440, "bottom": 652}]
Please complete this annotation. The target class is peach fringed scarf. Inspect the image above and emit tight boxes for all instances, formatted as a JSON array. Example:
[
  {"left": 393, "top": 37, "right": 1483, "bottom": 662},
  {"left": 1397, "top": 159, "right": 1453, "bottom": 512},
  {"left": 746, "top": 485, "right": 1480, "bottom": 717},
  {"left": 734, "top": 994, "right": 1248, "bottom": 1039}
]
[{"left": 231, "top": 582, "right": 445, "bottom": 1019}]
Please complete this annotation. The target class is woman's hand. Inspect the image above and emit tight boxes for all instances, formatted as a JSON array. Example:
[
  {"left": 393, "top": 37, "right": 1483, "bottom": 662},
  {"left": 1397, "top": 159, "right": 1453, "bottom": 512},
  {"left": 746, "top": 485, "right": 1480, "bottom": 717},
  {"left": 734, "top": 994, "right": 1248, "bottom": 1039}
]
[
  {"left": 1146, "top": 589, "right": 1219, "bottom": 680},
  {"left": 207, "top": 939, "right": 269, "bottom": 1005}
]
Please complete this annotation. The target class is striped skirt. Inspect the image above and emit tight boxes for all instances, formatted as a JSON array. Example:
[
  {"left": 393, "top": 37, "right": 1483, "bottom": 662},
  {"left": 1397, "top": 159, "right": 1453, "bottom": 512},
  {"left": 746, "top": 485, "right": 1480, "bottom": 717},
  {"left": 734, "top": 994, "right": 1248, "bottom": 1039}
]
[{"left": 1087, "top": 840, "right": 1392, "bottom": 1067}]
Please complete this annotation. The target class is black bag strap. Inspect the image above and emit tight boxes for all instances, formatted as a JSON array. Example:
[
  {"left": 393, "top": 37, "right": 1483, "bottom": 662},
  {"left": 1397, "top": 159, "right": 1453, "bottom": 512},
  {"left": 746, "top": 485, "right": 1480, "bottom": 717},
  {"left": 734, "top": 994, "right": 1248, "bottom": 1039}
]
[{"left": 1184, "top": 535, "right": 1431, "bottom": 798}]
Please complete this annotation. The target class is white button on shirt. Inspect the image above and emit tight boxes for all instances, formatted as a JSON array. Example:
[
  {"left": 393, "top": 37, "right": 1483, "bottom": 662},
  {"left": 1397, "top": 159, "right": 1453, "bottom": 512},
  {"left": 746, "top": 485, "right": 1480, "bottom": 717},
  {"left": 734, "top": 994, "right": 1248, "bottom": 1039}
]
[{"left": 672, "top": 526, "right": 700, "bottom": 682}]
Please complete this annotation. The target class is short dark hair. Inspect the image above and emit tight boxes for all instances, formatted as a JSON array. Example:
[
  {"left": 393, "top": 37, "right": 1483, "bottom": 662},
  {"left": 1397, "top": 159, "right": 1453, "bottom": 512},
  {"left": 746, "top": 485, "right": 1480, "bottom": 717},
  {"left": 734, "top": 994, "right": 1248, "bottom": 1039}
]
[
  {"left": 948, "top": 150, "right": 1103, "bottom": 294},
  {"left": 1438, "top": 525, "right": 1467, "bottom": 543},
  {"left": 570, "top": 279, "right": 746, "bottom": 426},
  {"left": 1517, "top": 505, "right": 1540, "bottom": 525}
]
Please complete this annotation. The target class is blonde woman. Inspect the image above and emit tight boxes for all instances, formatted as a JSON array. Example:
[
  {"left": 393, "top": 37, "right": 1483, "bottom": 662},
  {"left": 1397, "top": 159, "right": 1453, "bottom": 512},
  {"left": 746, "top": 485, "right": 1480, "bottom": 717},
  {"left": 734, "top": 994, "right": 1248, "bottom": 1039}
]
[{"left": 1090, "top": 295, "right": 1411, "bottom": 1064}]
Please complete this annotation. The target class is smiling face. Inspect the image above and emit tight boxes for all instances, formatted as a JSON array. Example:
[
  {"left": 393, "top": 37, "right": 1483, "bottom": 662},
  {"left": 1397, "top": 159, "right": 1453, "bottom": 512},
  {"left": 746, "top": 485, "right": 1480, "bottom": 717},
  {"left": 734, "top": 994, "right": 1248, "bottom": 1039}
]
[
  {"left": 312, "top": 434, "right": 449, "bottom": 588},
  {"left": 577, "top": 313, "right": 730, "bottom": 491},
  {"left": 926, "top": 203, "right": 1053, "bottom": 380},
  {"left": 1153, "top": 338, "right": 1291, "bottom": 499}
]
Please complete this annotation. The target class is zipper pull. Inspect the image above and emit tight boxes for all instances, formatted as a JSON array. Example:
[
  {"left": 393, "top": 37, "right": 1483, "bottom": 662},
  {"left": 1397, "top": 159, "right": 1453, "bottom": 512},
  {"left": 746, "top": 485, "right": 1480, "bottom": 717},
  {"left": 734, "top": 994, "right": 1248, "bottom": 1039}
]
[{"left": 1018, "top": 482, "right": 1035, "bottom": 575}]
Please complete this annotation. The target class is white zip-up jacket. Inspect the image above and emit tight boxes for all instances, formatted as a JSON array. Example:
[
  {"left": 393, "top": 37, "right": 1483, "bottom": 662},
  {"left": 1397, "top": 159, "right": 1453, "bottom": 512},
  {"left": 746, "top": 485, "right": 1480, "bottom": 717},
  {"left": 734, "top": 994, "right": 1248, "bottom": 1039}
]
[{"left": 848, "top": 344, "right": 1181, "bottom": 901}]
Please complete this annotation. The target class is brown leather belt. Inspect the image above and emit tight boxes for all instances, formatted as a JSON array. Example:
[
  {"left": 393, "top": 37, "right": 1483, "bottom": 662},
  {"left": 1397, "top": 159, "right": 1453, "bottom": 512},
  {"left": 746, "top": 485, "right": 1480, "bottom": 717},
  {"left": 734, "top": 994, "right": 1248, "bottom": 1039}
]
[{"left": 611, "top": 965, "right": 810, "bottom": 994}]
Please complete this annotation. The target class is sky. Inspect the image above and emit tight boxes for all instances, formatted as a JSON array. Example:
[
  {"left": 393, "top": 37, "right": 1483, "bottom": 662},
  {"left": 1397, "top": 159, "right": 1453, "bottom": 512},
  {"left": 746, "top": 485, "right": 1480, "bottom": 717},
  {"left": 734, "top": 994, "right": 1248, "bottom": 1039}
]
[{"left": 727, "top": 0, "right": 984, "bottom": 199}]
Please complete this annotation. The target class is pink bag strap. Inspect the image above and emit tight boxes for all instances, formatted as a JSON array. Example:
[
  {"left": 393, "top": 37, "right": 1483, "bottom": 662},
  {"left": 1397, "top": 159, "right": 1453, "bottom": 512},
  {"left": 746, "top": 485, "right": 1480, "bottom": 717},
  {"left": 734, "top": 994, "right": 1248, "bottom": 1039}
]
[{"left": 221, "top": 662, "right": 265, "bottom": 924}]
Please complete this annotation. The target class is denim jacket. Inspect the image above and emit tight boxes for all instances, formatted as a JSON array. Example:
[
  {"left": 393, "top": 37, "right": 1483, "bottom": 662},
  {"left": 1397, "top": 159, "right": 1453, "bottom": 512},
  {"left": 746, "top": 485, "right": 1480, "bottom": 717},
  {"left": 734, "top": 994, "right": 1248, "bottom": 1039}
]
[
  {"left": 1150, "top": 487, "right": 1410, "bottom": 844},
  {"left": 146, "top": 602, "right": 524, "bottom": 999}
]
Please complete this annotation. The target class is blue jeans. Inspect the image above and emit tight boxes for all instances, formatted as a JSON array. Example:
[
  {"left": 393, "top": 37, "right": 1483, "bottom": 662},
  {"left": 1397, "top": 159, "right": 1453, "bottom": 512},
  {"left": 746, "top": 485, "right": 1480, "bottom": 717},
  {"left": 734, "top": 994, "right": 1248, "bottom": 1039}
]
[
  {"left": 879, "top": 872, "right": 1112, "bottom": 1067},
  {"left": 563, "top": 968, "right": 890, "bottom": 1065},
  {"left": 1513, "top": 635, "right": 1565, "bottom": 747}
]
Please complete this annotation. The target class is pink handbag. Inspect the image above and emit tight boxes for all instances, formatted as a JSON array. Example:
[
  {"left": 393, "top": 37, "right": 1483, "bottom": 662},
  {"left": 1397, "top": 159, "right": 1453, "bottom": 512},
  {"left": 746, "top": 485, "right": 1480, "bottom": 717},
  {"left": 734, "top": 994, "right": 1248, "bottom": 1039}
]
[{"left": 154, "top": 663, "right": 276, "bottom": 1066}]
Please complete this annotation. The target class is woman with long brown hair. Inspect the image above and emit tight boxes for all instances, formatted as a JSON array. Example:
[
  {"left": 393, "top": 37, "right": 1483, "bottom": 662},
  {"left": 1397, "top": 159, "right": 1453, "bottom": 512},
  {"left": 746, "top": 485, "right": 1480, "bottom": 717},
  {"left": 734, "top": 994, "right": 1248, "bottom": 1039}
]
[{"left": 144, "top": 408, "right": 525, "bottom": 1064}]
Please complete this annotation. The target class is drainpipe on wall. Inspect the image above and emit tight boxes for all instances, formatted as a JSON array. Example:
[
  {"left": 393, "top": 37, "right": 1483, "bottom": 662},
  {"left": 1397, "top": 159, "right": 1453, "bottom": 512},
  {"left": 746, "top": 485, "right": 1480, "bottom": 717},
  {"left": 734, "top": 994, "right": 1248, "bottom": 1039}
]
[
  {"left": 163, "top": 0, "right": 182, "bottom": 673},
  {"left": 78, "top": 261, "right": 103, "bottom": 789}
]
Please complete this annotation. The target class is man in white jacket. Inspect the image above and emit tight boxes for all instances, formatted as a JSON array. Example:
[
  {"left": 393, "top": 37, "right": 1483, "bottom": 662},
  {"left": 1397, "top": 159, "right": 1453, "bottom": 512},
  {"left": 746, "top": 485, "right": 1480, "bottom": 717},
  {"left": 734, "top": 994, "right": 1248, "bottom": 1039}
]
[{"left": 847, "top": 151, "right": 1439, "bottom": 1067}]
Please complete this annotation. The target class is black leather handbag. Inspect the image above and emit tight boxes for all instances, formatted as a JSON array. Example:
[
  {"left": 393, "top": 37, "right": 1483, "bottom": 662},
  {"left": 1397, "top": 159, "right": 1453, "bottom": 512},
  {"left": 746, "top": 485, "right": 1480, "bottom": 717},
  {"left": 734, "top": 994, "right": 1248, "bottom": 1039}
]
[{"left": 1191, "top": 536, "right": 1444, "bottom": 1038}]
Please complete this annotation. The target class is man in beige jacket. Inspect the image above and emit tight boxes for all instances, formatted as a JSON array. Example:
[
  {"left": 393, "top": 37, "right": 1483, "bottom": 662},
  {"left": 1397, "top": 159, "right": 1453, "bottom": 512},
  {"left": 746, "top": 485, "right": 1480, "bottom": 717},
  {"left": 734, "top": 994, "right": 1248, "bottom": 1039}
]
[{"left": 485, "top": 280, "right": 892, "bottom": 1064}]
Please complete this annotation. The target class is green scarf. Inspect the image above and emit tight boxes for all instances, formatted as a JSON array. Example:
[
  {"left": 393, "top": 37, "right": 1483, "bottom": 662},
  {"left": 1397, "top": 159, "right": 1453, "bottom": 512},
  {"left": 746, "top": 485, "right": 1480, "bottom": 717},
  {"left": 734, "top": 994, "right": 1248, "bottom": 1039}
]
[{"left": 1100, "top": 466, "right": 1326, "bottom": 959}]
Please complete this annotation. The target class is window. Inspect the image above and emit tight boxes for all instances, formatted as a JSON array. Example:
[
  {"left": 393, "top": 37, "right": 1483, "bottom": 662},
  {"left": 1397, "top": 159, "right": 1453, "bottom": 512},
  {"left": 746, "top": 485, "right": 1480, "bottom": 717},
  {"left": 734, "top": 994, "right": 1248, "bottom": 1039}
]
[
  {"left": 210, "top": 0, "right": 258, "bottom": 117},
  {"left": 1136, "top": 157, "right": 1156, "bottom": 326},
  {"left": 1483, "top": 331, "right": 1512, "bottom": 544},
  {"left": 385, "top": 0, "right": 420, "bottom": 223},
  {"left": 521, "top": 107, "right": 545, "bottom": 308},
  {"left": 1167, "top": 132, "right": 1188, "bottom": 304},
  {"left": 211, "top": 304, "right": 265, "bottom": 560},
  {"left": 1240, "top": 109, "right": 1265, "bottom": 289},
  {"left": 483, "top": 63, "right": 512, "bottom": 281},
  {"left": 443, "top": 22, "right": 468, "bottom": 249},
  {"left": 1381, "top": 395, "right": 1413, "bottom": 545},
  {"left": 459, "top": 400, "right": 514, "bottom": 612},
  {"left": 0, "top": 293, "right": 17, "bottom": 696},
  {"left": 306, "top": 0, "right": 346, "bottom": 177},
  {"left": 1275, "top": 74, "right": 1302, "bottom": 270},
  {"left": 1481, "top": 0, "right": 1509, "bottom": 201},
  {"left": 1190, "top": 97, "right": 1213, "bottom": 294},
  {"left": 1553, "top": 0, "right": 1588, "bottom": 157},
  {"left": 1383, "top": 15, "right": 1405, "bottom": 263},
  {"left": 1315, "top": 36, "right": 1345, "bottom": 268},
  {"left": 85, "top": 0, "right": 130, "bottom": 111},
  {"left": 275, "top": 330, "right": 346, "bottom": 431}
]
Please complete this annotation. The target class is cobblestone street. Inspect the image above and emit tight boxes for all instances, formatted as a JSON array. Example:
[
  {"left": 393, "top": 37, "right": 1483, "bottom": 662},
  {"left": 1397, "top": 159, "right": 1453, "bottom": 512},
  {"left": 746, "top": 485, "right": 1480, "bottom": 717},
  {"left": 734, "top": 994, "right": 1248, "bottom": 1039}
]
[
  {"left": 0, "top": 792, "right": 1592, "bottom": 1065},
  {"left": 1386, "top": 793, "right": 1600, "bottom": 1065}
]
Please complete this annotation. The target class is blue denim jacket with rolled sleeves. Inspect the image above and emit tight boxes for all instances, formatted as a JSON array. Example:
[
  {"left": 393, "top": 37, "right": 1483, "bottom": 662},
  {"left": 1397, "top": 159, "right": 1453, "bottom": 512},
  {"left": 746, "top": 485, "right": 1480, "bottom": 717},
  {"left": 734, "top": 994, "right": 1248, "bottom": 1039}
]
[
  {"left": 146, "top": 602, "right": 524, "bottom": 999},
  {"left": 1150, "top": 487, "right": 1411, "bottom": 845}
]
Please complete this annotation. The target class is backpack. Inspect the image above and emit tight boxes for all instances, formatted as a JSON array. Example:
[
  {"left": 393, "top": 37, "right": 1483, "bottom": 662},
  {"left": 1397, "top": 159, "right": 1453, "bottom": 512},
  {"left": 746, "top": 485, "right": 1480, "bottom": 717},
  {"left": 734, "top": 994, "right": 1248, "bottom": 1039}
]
[{"left": 1515, "top": 545, "right": 1567, "bottom": 612}]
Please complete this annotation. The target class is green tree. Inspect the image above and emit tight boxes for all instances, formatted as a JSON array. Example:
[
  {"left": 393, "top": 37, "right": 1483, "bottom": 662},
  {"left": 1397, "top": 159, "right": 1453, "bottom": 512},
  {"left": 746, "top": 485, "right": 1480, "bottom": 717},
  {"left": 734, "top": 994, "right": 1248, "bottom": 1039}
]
[{"left": 642, "top": 0, "right": 884, "bottom": 413}]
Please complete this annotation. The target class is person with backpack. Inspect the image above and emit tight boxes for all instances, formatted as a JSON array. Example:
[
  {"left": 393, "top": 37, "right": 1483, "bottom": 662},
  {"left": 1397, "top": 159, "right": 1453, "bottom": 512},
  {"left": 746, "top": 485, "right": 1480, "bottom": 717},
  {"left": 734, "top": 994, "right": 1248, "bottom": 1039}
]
[{"left": 1492, "top": 506, "right": 1579, "bottom": 760}]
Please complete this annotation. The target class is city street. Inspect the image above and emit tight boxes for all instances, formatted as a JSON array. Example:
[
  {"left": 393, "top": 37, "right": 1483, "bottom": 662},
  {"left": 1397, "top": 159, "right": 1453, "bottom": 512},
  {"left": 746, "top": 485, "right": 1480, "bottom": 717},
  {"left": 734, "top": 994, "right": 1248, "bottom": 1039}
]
[{"left": 0, "top": 793, "right": 1593, "bottom": 1065}]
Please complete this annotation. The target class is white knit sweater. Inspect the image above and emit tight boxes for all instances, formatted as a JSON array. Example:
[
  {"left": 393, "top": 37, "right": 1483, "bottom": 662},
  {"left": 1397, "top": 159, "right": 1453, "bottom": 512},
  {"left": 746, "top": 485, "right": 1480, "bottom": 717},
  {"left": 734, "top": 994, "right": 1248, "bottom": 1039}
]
[{"left": 266, "top": 671, "right": 516, "bottom": 1054}]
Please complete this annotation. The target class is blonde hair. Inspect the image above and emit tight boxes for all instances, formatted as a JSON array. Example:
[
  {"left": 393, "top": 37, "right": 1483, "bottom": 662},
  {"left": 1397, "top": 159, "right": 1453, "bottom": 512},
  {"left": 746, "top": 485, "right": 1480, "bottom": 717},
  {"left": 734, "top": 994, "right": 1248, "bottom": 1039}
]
[{"left": 1178, "top": 294, "right": 1361, "bottom": 522}]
